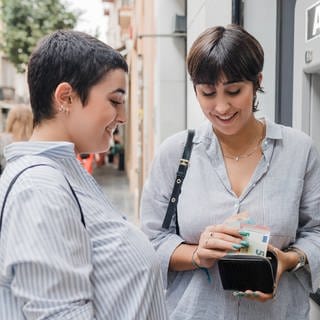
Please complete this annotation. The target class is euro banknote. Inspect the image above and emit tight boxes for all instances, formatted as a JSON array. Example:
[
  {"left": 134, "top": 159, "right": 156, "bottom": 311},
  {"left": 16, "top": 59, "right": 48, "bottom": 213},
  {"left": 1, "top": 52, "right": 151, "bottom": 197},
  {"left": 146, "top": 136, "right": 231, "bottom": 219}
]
[{"left": 239, "top": 224, "right": 270, "bottom": 257}]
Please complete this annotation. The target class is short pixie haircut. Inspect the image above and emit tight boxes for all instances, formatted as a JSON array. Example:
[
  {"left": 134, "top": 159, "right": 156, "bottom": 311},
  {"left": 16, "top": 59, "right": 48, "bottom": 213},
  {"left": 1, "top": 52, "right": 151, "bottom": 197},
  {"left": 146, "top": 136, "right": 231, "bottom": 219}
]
[
  {"left": 187, "top": 24, "right": 264, "bottom": 110},
  {"left": 28, "top": 30, "right": 128, "bottom": 126}
]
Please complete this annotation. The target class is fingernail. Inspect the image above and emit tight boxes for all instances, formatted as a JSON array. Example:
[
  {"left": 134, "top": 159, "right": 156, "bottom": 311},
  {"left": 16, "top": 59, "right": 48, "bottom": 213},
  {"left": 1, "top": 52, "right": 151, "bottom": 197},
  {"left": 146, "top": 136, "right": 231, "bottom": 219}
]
[
  {"left": 240, "top": 240, "right": 249, "bottom": 247},
  {"left": 232, "top": 291, "right": 245, "bottom": 297},
  {"left": 232, "top": 244, "right": 242, "bottom": 249},
  {"left": 239, "top": 231, "right": 250, "bottom": 236},
  {"left": 252, "top": 292, "right": 260, "bottom": 297}
]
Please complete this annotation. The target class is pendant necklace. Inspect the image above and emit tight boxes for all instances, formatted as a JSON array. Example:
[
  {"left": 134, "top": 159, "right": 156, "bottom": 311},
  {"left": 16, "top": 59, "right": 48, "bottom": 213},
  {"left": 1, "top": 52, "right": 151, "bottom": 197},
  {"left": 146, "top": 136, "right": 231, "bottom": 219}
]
[
  {"left": 223, "top": 139, "right": 263, "bottom": 161},
  {"left": 222, "top": 122, "right": 265, "bottom": 161}
]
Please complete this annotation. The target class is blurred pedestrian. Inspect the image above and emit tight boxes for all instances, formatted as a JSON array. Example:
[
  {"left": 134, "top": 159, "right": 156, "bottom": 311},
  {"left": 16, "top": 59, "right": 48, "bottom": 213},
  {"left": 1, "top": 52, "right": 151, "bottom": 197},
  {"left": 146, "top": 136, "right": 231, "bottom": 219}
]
[
  {"left": 0, "top": 30, "right": 168, "bottom": 319},
  {"left": 0, "top": 105, "right": 33, "bottom": 173}
]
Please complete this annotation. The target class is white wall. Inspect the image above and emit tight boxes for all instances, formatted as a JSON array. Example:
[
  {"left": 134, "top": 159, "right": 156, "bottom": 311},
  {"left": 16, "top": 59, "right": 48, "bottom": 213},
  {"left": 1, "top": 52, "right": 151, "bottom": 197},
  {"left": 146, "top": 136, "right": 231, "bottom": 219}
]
[
  {"left": 186, "top": 0, "right": 232, "bottom": 129},
  {"left": 154, "top": 0, "right": 186, "bottom": 146},
  {"left": 293, "top": 0, "right": 320, "bottom": 132},
  {"left": 243, "top": 0, "right": 277, "bottom": 122},
  {"left": 293, "top": 1, "right": 320, "bottom": 316}
]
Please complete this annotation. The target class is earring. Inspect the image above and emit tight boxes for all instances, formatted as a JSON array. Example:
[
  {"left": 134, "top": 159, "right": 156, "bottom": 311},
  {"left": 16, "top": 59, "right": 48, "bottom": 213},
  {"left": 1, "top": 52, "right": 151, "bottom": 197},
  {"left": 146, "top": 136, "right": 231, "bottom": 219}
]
[
  {"left": 253, "top": 95, "right": 259, "bottom": 110},
  {"left": 59, "top": 105, "right": 70, "bottom": 115}
]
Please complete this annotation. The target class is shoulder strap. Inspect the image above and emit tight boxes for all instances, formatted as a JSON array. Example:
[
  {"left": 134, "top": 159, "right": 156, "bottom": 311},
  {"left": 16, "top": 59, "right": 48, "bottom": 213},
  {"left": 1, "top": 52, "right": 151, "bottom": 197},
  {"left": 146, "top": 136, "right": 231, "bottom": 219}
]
[
  {"left": 0, "top": 164, "right": 85, "bottom": 238},
  {"left": 162, "top": 129, "right": 195, "bottom": 234}
]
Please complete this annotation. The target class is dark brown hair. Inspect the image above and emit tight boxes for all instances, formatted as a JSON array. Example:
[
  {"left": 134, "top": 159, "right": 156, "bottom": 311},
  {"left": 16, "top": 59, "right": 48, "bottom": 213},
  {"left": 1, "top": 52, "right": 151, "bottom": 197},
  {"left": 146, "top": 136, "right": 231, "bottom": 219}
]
[
  {"left": 28, "top": 30, "right": 128, "bottom": 126},
  {"left": 187, "top": 24, "right": 264, "bottom": 111}
]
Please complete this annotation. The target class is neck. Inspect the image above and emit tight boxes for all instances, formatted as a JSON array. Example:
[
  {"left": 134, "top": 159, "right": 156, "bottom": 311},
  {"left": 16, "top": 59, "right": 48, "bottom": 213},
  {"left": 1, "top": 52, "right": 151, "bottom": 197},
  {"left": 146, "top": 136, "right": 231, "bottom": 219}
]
[
  {"left": 215, "top": 118, "right": 265, "bottom": 156},
  {"left": 30, "top": 119, "right": 71, "bottom": 142}
]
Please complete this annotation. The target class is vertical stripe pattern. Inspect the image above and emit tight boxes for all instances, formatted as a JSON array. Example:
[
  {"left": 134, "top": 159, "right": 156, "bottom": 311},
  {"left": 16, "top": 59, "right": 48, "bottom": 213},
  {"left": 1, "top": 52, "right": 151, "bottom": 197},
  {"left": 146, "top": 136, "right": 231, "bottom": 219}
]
[{"left": 0, "top": 141, "right": 168, "bottom": 319}]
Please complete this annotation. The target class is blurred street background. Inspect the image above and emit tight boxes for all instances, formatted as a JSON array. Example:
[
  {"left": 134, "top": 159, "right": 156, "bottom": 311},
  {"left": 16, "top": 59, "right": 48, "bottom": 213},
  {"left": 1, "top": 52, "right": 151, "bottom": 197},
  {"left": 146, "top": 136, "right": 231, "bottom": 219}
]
[{"left": 93, "top": 162, "right": 136, "bottom": 224}]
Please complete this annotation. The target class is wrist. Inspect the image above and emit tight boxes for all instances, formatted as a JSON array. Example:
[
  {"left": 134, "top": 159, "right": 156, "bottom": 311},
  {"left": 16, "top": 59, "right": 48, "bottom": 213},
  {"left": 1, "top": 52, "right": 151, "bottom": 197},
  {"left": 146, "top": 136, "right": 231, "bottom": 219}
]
[
  {"left": 285, "top": 251, "right": 300, "bottom": 271},
  {"left": 284, "top": 247, "right": 307, "bottom": 272},
  {"left": 191, "top": 247, "right": 212, "bottom": 283},
  {"left": 191, "top": 247, "right": 202, "bottom": 269}
]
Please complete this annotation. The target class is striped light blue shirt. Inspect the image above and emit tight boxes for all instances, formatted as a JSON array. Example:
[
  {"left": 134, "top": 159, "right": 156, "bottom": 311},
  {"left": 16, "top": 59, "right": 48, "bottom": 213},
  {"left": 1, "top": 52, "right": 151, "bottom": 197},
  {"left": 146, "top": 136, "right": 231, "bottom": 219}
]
[
  {"left": 0, "top": 142, "right": 168, "bottom": 319},
  {"left": 140, "top": 119, "right": 320, "bottom": 320}
]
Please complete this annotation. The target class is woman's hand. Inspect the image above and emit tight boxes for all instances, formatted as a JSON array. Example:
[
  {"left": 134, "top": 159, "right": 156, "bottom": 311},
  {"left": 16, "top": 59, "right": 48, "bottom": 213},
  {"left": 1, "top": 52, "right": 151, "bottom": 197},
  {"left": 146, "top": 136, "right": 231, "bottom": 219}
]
[
  {"left": 193, "top": 224, "right": 249, "bottom": 269},
  {"left": 236, "top": 245, "right": 303, "bottom": 302}
]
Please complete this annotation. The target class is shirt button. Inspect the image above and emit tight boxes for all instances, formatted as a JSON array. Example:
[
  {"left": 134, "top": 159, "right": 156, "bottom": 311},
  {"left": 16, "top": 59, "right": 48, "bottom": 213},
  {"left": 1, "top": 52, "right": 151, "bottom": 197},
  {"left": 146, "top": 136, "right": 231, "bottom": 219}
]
[{"left": 264, "top": 141, "right": 268, "bottom": 145}]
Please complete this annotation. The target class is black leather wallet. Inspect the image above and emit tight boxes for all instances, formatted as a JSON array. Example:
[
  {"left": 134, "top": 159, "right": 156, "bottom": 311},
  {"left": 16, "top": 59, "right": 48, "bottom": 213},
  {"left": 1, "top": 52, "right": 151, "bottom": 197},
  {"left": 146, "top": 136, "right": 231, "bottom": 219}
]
[{"left": 217, "top": 251, "right": 278, "bottom": 293}]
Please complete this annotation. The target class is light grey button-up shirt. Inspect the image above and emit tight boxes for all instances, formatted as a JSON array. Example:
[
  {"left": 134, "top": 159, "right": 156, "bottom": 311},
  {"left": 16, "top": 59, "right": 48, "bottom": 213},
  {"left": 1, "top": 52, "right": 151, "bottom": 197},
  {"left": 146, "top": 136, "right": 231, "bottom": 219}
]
[
  {"left": 141, "top": 119, "right": 320, "bottom": 320},
  {"left": 0, "top": 142, "right": 168, "bottom": 319}
]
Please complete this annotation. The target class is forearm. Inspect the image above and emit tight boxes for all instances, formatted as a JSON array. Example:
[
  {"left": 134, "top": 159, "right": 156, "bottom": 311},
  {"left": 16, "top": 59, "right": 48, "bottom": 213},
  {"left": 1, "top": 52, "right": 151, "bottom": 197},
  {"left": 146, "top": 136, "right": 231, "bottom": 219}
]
[{"left": 169, "top": 243, "right": 198, "bottom": 271}]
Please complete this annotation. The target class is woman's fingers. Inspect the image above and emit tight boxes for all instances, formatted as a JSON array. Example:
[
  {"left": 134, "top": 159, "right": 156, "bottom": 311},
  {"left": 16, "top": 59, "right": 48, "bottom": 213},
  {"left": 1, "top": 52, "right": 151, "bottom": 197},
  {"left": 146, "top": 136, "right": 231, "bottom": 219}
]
[
  {"left": 233, "top": 290, "right": 273, "bottom": 302},
  {"left": 199, "top": 225, "right": 248, "bottom": 252},
  {"left": 205, "top": 224, "right": 243, "bottom": 237},
  {"left": 202, "top": 235, "right": 248, "bottom": 251},
  {"left": 195, "top": 223, "right": 251, "bottom": 267}
]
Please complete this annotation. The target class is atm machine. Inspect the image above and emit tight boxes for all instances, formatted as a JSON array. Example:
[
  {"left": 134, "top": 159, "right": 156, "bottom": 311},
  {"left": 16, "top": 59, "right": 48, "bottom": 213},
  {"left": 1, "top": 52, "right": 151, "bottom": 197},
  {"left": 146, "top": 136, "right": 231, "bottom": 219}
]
[{"left": 293, "top": 1, "right": 320, "bottom": 319}]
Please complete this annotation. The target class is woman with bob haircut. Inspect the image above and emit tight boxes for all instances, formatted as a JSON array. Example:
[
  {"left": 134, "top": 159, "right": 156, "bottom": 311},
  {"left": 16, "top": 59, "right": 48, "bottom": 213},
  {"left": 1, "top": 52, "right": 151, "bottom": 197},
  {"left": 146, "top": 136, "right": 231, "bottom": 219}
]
[
  {"left": 0, "top": 30, "right": 168, "bottom": 319},
  {"left": 140, "top": 24, "right": 320, "bottom": 319}
]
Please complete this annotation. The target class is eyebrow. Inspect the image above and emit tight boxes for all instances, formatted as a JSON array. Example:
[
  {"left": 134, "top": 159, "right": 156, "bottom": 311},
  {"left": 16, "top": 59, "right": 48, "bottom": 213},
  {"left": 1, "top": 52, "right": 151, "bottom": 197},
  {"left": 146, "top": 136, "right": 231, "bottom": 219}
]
[
  {"left": 200, "top": 80, "right": 242, "bottom": 88},
  {"left": 111, "top": 88, "right": 126, "bottom": 94},
  {"left": 222, "top": 80, "right": 241, "bottom": 85}
]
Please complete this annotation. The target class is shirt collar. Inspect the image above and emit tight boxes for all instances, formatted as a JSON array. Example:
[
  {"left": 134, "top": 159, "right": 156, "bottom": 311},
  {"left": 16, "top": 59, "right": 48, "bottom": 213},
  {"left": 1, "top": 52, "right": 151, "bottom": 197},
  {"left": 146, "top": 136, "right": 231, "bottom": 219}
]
[
  {"left": 4, "top": 141, "right": 76, "bottom": 161},
  {"left": 264, "top": 118, "right": 283, "bottom": 140}
]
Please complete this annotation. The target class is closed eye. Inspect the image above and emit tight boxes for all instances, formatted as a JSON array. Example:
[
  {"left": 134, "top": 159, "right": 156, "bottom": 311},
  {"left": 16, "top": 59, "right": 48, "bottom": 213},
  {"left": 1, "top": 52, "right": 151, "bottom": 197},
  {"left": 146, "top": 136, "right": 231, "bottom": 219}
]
[
  {"left": 110, "top": 99, "right": 123, "bottom": 107},
  {"left": 202, "top": 91, "right": 216, "bottom": 97},
  {"left": 227, "top": 89, "right": 240, "bottom": 96}
]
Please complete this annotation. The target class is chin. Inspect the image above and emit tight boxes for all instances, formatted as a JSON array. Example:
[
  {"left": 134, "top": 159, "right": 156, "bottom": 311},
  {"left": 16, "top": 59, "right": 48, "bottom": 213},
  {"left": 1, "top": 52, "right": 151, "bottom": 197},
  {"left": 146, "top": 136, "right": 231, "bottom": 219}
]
[{"left": 97, "top": 142, "right": 110, "bottom": 153}]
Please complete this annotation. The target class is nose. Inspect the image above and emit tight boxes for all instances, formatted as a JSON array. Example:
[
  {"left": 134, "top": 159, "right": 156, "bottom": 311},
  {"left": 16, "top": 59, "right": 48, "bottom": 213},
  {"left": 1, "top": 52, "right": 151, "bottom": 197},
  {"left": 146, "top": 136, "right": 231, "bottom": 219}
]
[
  {"left": 214, "top": 97, "right": 231, "bottom": 115},
  {"left": 116, "top": 104, "right": 127, "bottom": 125}
]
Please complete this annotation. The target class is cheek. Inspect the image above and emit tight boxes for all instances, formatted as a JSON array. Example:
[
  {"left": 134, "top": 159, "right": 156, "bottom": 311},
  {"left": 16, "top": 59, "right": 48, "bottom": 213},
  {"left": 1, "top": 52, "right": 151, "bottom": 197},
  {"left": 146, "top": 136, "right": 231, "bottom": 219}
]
[
  {"left": 103, "top": 106, "right": 117, "bottom": 122},
  {"left": 197, "top": 97, "right": 212, "bottom": 113},
  {"left": 238, "top": 96, "right": 253, "bottom": 111}
]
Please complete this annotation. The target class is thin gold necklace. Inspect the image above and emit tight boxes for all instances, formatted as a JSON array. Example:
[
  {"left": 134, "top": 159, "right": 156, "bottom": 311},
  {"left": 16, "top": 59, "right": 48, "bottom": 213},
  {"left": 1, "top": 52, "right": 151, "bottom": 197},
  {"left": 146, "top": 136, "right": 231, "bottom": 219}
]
[
  {"left": 223, "top": 139, "right": 262, "bottom": 161},
  {"left": 222, "top": 121, "right": 265, "bottom": 161}
]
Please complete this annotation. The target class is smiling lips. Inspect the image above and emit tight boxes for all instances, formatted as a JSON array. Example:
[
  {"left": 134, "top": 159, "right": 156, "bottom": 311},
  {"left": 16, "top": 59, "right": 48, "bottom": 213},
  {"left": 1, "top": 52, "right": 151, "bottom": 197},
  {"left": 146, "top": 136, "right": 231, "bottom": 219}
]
[{"left": 215, "top": 112, "right": 238, "bottom": 122}]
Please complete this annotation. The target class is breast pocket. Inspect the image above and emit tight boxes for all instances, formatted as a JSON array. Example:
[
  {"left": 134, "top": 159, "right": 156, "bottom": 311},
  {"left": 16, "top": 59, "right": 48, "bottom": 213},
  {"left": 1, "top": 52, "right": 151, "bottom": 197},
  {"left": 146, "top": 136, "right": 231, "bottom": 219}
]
[{"left": 263, "top": 177, "right": 304, "bottom": 247}]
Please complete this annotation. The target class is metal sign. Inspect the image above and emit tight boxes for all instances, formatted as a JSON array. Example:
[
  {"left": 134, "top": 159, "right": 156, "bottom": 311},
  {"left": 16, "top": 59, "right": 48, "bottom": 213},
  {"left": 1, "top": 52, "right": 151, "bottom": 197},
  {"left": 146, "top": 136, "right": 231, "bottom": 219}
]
[{"left": 306, "top": 1, "right": 320, "bottom": 41}]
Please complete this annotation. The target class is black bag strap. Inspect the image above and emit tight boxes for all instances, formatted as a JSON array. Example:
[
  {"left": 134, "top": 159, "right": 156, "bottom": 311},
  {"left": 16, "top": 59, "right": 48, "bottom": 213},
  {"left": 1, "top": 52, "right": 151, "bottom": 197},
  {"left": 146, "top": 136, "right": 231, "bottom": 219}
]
[
  {"left": 162, "top": 129, "right": 195, "bottom": 234},
  {"left": 0, "top": 164, "right": 85, "bottom": 238}
]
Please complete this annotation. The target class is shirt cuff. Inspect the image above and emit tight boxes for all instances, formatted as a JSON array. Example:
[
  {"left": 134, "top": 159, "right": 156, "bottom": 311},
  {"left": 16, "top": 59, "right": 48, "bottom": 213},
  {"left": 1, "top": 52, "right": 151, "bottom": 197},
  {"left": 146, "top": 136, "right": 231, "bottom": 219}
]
[
  {"left": 292, "top": 240, "right": 320, "bottom": 293},
  {"left": 157, "top": 233, "right": 184, "bottom": 288}
]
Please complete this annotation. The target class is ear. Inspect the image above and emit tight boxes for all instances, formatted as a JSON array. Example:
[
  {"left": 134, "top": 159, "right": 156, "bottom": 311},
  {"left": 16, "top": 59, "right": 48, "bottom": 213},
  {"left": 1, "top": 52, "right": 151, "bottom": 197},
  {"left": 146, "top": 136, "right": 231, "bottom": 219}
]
[
  {"left": 257, "top": 73, "right": 263, "bottom": 88},
  {"left": 54, "top": 82, "right": 73, "bottom": 111}
]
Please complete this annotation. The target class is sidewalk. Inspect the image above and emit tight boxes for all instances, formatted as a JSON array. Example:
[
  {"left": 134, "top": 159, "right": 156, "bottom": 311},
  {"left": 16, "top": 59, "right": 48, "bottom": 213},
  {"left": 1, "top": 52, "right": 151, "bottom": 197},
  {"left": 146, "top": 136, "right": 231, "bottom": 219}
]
[{"left": 92, "top": 163, "right": 136, "bottom": 223}]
